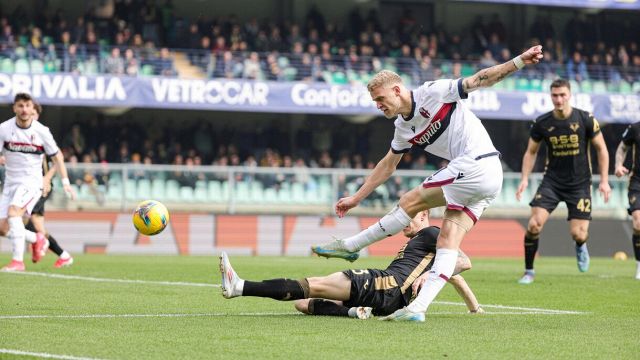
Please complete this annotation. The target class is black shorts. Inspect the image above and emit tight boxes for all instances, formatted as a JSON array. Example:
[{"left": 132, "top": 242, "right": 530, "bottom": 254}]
[
  {"left": 529, "top": 180, "right": 592, "bottom": 220},
  {"left": 31, "top": 196, "right": 48, "bottom": 216},
  {"left": 342, "top": 269, "right": 407, "bottom": 316},
  {"left": 627, "top": 188, "right": 640, "bottom": 215}
]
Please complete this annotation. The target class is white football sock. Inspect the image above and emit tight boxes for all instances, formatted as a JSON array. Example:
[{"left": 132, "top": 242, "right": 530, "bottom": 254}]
[
  {"left": 60, "top": 251, "right": 71, "bottom": 260},
  {"left": 24, "top": 229, "right": 36, "bottom": 244},
  {"left": 8, "top": 217, "right": 26, "bottom": 262},
  {"left": 407, "top": 248, "right": 458, "bottom": 313},
  {"left": 236, "top": 279, "right": 246, "bottom": 296},
  {"left": 636, "top": 261, "right": 640, "bottom": 280},
  {"left": 342, "top": 206, "right": 412, "bottom": 252}
]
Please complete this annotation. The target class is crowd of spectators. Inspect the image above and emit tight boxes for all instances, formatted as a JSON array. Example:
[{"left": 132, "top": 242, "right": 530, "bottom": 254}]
[
  {"left": 57, "top": 114, "right": 446, "bottom": 202},
  {"left": 0, "top": 2, "right": 639, "bottom": 85}
]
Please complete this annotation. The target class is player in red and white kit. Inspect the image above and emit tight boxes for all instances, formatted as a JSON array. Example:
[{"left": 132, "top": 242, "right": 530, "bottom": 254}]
[
  {"left": 313, "top": 45, "right": 543, "bottom": 321},
  {"left": 0, "top": 93, "right": 76, "bottom": 272}
]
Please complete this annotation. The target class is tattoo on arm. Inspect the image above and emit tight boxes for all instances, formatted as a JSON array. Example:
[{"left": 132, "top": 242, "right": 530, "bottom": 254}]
[{"left": 464, "top": 60, "right": 519, "bottom": 93}]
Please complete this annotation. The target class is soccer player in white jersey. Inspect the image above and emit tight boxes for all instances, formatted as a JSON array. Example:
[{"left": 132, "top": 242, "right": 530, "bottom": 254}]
[
  {"left": 0, "top": 93, "right": 76, "bottom": 272},
  {"left": 312, "top": 45, "right": 543, "bottom": 321}
]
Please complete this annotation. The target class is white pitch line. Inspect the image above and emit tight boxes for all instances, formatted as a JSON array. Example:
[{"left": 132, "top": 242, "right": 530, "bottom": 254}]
[
  {"left": 1, "top": 272, "right": 586, "bottom": 315},
  {"left": 2, "top": 271, "right": 220, "bottom": 288},
  {"left": 435, "top": 301, "right": 587, "bottom": 314},
  {"left": 0, "top": 312, "right": 300, "bottom": 320},
  {"left": 0, "top": 348, "right": 105, "bottom": 360},
  {"left": 0, "top": 310, "right": 580, "bottom": 320}
]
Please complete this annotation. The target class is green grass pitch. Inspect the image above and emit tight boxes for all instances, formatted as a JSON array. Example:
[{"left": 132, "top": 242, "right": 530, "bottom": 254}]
[{"left": 1, "top": 254, "right": 639, "bottom": 359}]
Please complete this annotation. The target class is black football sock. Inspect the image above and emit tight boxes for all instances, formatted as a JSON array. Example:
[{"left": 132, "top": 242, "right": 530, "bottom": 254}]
[
  {"left": 524, "top": 231, "right": 539, "bottom": 271},
  {"left": 308, "top": 299, "right": 349, "bottom": 317},
  {"left": 47, "top": 234, "right": 64, "bottom": 257},
  {"left": 25, "top": 220, "right": 36, "bottom": 232},
  {"left": 242, "top": 278, "right": 309, "bottom": 300},
  {"left": 633, "top": 232, "right": 640, "bottom": 261}
]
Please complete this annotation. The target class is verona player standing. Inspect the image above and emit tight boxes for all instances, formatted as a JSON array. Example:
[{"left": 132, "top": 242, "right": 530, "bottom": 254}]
[
  {"left": 614, "top": 121, "right": 640, "bottom": 280},
  {"left": 515, "top": 79, "right": 611, "bottom": 284},
  {"left": 0, "top": 93, "right": 76, "bottom": 271},
  {"left": 313, "top": 45, "right": 543, "bottom": 321}
]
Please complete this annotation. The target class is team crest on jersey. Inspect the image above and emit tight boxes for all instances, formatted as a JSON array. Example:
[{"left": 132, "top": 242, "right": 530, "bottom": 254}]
[
  {"left": 570, "top": 123, "right": 580, "bottom": 132},
  {"left": 419, "top": 107, "right": 431, "bottom": 119}
]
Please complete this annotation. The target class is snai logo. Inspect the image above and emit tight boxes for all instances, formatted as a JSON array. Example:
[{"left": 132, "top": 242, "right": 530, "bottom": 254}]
[{"left": 4, "top": 141, "right": 44, "bottom": 154}]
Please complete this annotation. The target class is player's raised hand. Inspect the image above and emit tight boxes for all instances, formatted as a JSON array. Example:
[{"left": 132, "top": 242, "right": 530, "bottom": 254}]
[
  {"left": 520, "top": 45, "right": 543, "bottom": 65},
  {"left": 615, "top": 165, "right": 629, "bottom": 178},
  {"left": 515, "top": 179, "right": 528, "bottom": 201},
  {"left": 599, "top": 182, "right": 611, "bottom": 203},
  {"left": 335, "top": 196, "right": 359, "bottom": 218}
]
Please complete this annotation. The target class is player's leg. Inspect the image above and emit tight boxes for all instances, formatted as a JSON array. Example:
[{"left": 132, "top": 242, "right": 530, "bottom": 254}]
[
  {"left": 219, "top": 252, "right": 311, "bottom": 299},
  {"left": 312, "top": 185, "right": 446, "bottom": 259},
  {"left": 518, "top": 207, "right": 550, "bottom": 284},
  {"left": 631, "top": 210, "right": 640, "bottom": 280},
  {"left": 569, "top": 219, "right": 590, "bottom": 272},
  {"left": 403, "top": 209, "right": 470, "bottom": 314},
  {"left": 566, "top": 186, "right": 592, "bottom": 272},
  {"left": 626, "top": 190, "right": 640, "bottom": 279},
  {"left": 28, "top": 213, "right": 73, "bottom": 267},
  {"left": 519, "top": 181, "right": 559, "bottom": 284}
]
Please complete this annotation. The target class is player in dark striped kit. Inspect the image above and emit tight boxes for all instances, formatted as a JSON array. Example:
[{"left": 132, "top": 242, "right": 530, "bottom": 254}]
[
  {"left": 219, "top": 210, "right": 482, "bottom": 319},
  {"left": 614, "top": 121, "right": 640, "bottom": 280}
]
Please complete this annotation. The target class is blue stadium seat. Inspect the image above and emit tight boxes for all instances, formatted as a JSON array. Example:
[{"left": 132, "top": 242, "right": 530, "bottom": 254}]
[{"left": 14, "top": 59, "right": 29, "bottom": 74}]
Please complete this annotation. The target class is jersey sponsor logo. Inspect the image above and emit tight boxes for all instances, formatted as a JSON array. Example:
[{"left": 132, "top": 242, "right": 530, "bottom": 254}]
[
  {"left": 419, "top": 107, "right": 431, "bottom": 119},
  {"left": 408, "top": 103, "right": 454, "bottom": 147},
  {"left": 4, "top": 141, "right": 44, "bottom": 154}
]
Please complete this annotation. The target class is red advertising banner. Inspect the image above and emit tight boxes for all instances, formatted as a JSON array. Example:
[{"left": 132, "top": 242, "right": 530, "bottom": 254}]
[{"left": 0, "top": 212, "right": 525, "bottom": 257}]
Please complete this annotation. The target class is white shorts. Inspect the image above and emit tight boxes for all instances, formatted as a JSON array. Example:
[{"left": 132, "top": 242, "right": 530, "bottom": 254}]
[
  {"left": 423, "top": 153, "right": 503, "bottom": 222},
  {"left": 0, "top": 183, "right": 43, "bottom": 218}
]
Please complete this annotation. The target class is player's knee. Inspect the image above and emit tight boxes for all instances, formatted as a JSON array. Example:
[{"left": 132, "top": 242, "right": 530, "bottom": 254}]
[
  {"left": 293, "top": 299, "right": 310, "bottom": 314},
  {"left": 527, "top": 218, "right": 544, "bottom": 234},
  {"left": 571, "top": 229, "right": 588, "bottom": 243}
]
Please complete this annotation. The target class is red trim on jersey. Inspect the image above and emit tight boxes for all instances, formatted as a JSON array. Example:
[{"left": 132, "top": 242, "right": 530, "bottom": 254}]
[
  {"left": 423, "top": 177, "right": 455, "bottom": 188},
  {"left": 439, "top": 273, "right": 450, "bottom": 281},
  {"left": 409, "top": 102, "right": 454, "bottom": 146},
  {"left": 446, "top": 204, "right": 478, "bottom": 223}
]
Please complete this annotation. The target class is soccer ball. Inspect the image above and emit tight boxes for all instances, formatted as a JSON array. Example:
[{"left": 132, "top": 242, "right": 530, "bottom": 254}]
[{"left": 132, "top": 200, "right": 170, "bottom": 236}]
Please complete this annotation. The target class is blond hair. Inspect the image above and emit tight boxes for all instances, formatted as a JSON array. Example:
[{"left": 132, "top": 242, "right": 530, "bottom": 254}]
[{"left": 367, "top": 70, "right": 403, "bottom": 92}]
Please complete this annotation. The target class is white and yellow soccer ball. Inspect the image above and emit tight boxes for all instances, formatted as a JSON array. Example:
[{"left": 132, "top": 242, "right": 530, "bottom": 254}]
[{"left": 132, "top": 200, "right": 170, "bottom": 236}]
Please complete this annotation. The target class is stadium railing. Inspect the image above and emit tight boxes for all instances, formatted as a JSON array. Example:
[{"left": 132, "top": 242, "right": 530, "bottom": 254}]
[
  {"left": 1, "top": 40, "right": 638, "bottom": 93},
  {"left": 30, "top": 163, "right": 629, "bottom": 219}
]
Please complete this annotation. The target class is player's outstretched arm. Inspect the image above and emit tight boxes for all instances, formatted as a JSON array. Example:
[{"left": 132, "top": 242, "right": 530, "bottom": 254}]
[
  {"left": 592, "top": 134, "right": 611, "bottom": 202},
  {"left": 516, "top": 138, "right": 541, "bottom": 201},
  {"left": 463, "top": 45, "right": 543, "bottom": 93},
  {"left": 335, "top": 149, "right": 403, "bottom": 217},
  {"left": 51, "top": 152, "right": 77, "bottom": 200},
  {"left": 615, "top": 142, "right": 630, "bottom": 178},
  {"left": 448, "top": 275, "right": 482, "bottom": 313}
]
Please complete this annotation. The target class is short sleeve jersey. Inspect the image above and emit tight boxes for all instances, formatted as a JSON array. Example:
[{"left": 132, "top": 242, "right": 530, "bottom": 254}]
[
  {"left": 390, "top": 78, "right": 497, "bottom": 161},
  {"left": 0, "top": 117, "right": 59, "bottom": 187},
  {"left": 530, "top": 108, "right": 600, "bottom": 187},
  {"left": 621, "top": 122, "right": 640, "bottom": 187},
  {"left": 385, "top": 226, "right": 439, "bottom": 303}
]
